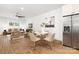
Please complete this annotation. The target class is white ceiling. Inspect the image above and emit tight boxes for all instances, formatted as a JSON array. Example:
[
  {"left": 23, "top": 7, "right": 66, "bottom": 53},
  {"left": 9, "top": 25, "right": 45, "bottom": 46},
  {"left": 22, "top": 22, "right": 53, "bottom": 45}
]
[{"left": 0, "top": 4, "right": 63, "bottom": 18}]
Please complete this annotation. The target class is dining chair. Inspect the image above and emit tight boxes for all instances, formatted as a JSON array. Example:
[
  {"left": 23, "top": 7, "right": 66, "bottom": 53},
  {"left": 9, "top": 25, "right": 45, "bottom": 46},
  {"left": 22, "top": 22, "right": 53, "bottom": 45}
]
[
  {"left": 44, "top": 33, "right": 55, "bottom": 50},
  {"left": 28, "top": 33, "right": 40, "bottom": 49}
]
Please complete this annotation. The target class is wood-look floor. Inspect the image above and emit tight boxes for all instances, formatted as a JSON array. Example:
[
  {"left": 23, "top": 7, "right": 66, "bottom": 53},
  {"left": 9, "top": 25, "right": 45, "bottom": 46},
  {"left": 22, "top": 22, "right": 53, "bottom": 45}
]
[{"left": 0, "top": 36, "right": 79, "bottom": 54}]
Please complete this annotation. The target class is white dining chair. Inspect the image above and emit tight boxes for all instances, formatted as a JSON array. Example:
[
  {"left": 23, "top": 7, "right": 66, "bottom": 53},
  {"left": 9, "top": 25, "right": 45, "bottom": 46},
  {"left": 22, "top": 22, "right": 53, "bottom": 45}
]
[
  {"left": 28, "top": 33, "right": 40, "bottom": 49},
  {"left": 44, "top": 33, "right": 55, "bottom": 50}
]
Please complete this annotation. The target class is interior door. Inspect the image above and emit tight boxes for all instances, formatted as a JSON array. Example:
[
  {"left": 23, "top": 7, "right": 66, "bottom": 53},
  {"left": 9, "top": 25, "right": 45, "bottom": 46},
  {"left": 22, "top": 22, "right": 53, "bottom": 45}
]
[{"left": 72, "top": 15, "right": 79, "bottom": 49}]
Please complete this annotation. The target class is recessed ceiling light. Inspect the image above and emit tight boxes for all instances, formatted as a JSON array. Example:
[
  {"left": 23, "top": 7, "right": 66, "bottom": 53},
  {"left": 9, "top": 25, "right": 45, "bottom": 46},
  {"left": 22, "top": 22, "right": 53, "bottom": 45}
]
[{"left": 20, "top": 8, "right": 24, "bottom": 10}]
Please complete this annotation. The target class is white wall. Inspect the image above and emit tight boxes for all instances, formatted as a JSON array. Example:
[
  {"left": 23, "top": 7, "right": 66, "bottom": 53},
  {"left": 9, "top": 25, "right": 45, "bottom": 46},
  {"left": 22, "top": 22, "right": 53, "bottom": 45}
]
[
  {"left": 0, "top": 7, "right": 63, "bottom": 41},
  {"left": 27, "top": 8, "right": 63, "bottom": 41}
]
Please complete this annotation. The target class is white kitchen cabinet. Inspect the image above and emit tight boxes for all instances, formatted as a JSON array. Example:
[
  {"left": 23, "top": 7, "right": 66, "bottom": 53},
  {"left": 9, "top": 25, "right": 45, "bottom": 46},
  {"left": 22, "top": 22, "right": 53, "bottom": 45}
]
[
  {"left": 72, "top": 4, "right": 79, "bottom": 14},
  {"left": 62, "top": 5, "right": 73, "bottom": 16},
  {"left": 62, "top": 4, "right": 79, "bottom": 16}
]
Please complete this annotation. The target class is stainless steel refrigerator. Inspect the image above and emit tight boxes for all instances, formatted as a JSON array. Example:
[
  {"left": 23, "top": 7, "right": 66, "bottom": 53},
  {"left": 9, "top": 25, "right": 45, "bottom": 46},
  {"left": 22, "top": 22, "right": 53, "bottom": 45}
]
[{"left": 63, "top": 13, "right": 79, "bottom": 49}]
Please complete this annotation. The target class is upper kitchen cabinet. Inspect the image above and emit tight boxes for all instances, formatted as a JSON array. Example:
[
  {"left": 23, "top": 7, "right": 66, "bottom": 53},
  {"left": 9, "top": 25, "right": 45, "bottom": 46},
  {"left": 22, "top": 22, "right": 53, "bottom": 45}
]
[
  {"left": 72, "top": 4, "right": 79, "bottom": 14},
  {"left": 62, "top": 5, "right": 73, "bottom": 16},
  {"left": 62, "top": 4, "right": 79, "bottom": 16}
]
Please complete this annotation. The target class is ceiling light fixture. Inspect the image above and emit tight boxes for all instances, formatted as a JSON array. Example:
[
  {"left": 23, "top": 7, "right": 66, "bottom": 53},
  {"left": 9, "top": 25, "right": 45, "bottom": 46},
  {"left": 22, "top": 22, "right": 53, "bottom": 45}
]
[
  {"left": 20, "top": 8, "right": 24, "bottom": 10},
  {"left": 15, "top": 8, "right": 25, "bottom": 18}
]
